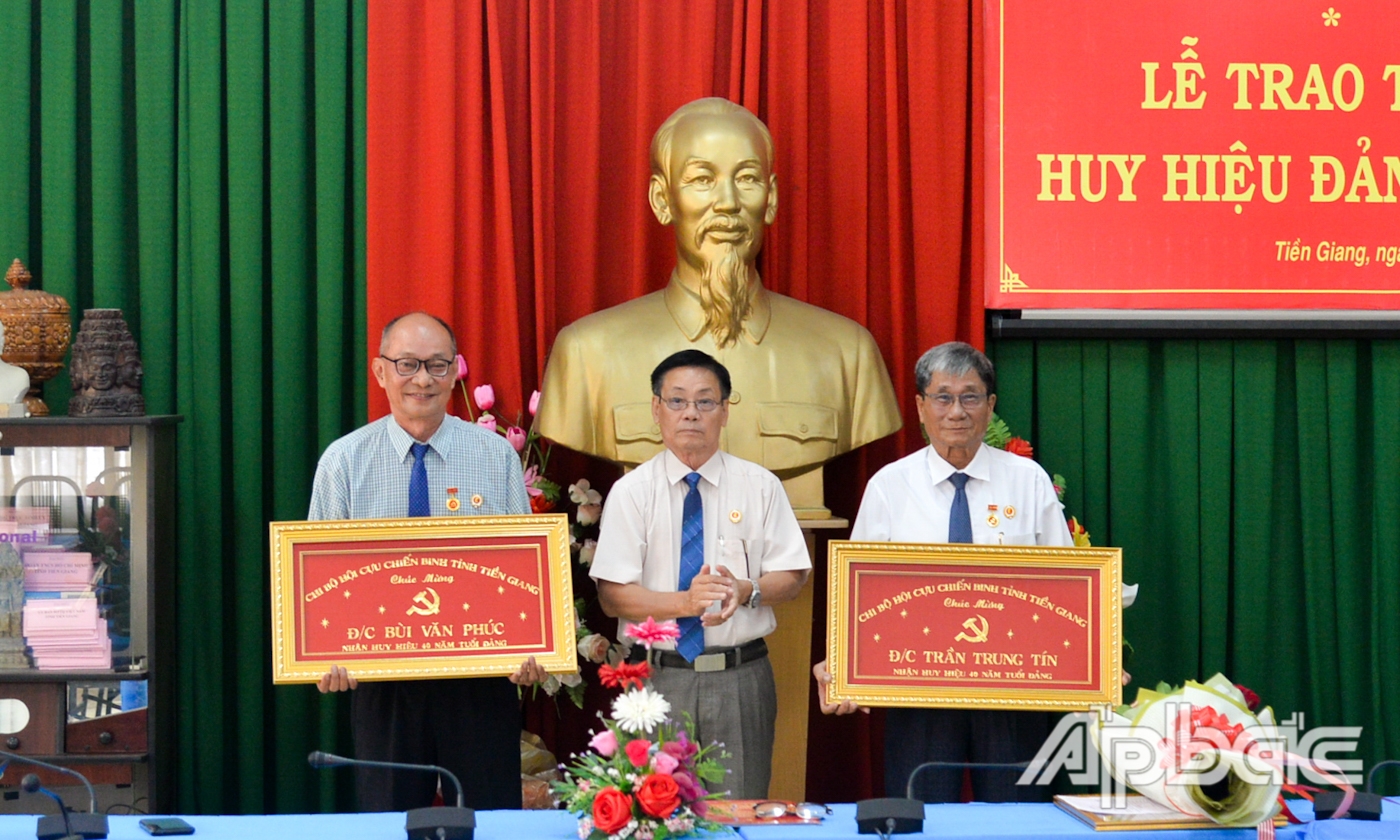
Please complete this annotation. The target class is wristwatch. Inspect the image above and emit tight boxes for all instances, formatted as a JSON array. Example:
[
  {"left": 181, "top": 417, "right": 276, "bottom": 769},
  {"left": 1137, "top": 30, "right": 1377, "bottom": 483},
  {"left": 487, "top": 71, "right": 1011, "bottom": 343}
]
[{"left": 745, "top": 578, "right": 762, "bottom": 609}]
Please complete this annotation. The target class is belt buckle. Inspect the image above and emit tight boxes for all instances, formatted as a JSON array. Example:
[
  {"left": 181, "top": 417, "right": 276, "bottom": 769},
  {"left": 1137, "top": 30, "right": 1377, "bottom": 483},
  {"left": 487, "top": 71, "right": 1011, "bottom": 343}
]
[{"left": 693, "top": 652, "right": 726, "bottom": 673}]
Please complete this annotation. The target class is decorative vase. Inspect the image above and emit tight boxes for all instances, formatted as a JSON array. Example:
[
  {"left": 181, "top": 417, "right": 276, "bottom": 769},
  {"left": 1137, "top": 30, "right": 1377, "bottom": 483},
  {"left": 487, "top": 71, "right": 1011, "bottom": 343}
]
[
  {"left": 69, "top": 309, "right": 145, "bottom": 417},
  {"left": 0, "top": 259, "right": 72, "bottom": 416}
]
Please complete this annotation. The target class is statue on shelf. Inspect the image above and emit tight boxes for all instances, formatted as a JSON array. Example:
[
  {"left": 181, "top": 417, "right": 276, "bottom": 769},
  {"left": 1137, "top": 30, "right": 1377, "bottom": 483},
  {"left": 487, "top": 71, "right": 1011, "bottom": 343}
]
[
  {"left": 0, "top": 322, "right": 31, "bottom": 412},
  {"left": 537, "top": 97, "right": 901, "bottom": 518},
  {"left": 69, "top": 309, "right": 146, "bottom": 417}
]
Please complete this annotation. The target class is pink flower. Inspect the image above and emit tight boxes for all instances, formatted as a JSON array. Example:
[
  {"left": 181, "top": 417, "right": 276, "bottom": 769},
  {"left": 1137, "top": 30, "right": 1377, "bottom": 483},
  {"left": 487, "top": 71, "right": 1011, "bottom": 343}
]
[
  {"left": 625, "top": 738, "right": 653, "bottom": 768},
  {"left": 661, "top": 730, "right": 698, "bottom": 763},
  {"left": 506, "top": 426, "right": 527, "bottom": 452},
  {"left": 522, "top": 465, "right": 544, "bottom": 498},
  {"left": 671, "top": 770, "right": 703, "bottom": 801},
  {"left": 589, "top": 729, "right": 617, "bottom": 757},
  {"left": 578, "top": 633, "right": 610, "bottom": 664},
  {"left": 651, "top": 751, "right": 679, "bottom": 775},
  {"left": 476, "top": 414, "right": 497, "bottom": 432},
  {"left": 626, "top": 617, "right": 681, "bottom": 649},
  {"left": 454, "top": 354, "right": 469, "bottom": 381},
  {"left": 577, "top": 503, "right": 602, "bottom": 526},
  {"left": 473, "top": 384, "right": 495, "bottom": 411},
  {"left": 579, "top": 538, "right": 598, "bottom": 566},
  {"left": 529, "top": 390, "right": 541, "bottom": 416}
]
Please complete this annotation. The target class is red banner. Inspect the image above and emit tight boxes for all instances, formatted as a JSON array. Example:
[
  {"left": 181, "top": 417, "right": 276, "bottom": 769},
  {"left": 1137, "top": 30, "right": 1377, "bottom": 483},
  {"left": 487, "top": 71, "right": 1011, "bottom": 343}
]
[{"left": 986, "top": 2, "right": 1400, "bottom": 309}]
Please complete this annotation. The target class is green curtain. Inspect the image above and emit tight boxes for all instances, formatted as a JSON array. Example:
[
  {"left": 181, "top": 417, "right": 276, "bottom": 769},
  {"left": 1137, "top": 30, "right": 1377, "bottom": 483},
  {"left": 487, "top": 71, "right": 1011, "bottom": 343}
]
[
  {"left": 990, "top": 338, "right": 1400, "bottom": 790},
  {"left": 0, "top": 0, "right": 367, "bottom": 813}
]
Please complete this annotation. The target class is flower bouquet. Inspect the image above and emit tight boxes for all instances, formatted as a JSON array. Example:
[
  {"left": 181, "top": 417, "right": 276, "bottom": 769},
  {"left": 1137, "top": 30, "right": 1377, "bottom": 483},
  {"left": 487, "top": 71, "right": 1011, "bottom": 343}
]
[
  {"left": 554, "top": 618, "right": 731, "bottom": 840},
  {"left": 454, "top": 355, "right": 560, "bottom": 511},
  {"left": 1091, "top": 674, "right": 1284, "bottom": 827}
]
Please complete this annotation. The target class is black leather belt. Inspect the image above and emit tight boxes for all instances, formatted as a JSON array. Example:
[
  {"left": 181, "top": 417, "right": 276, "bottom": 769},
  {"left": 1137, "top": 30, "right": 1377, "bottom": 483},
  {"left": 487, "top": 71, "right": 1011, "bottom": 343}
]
[{"left": 628, "top": 638, "right": 768, "bottom": 673}]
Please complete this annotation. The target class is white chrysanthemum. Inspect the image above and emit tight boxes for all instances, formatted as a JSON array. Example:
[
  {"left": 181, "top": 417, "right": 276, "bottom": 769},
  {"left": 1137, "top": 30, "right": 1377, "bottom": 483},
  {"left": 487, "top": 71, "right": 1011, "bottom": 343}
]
[{"left": 611, "top": 687, "right": 671, "bottom": 733}]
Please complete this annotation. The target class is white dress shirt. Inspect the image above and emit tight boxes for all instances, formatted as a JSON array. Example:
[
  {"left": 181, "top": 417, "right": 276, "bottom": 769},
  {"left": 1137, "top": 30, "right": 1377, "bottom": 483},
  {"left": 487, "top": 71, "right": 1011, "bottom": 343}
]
[
  {"left": 851, "top": 443, "right": 1072, "bottom": 546},
  {"left": 591, "top": 449, "right": 811, "bottom": 648}
]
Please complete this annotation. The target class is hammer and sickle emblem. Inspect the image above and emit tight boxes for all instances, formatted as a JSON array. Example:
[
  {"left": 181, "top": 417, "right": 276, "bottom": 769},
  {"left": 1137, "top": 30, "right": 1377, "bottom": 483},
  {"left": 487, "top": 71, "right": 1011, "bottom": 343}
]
[
  {"left": 954, "top": 615, "right": 990, "bottom": 644},
  {"left": 406, "top": 587, "right": 441, "bottom": 616}
]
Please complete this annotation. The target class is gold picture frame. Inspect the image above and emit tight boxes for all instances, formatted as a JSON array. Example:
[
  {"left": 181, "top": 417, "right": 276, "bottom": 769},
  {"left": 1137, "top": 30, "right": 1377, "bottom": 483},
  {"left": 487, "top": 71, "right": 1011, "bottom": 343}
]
[
  {"left": 269, "top": 514, "right": 576, "bottom": 684},
  {"left": 827, "top": 541, "right": 1121, "bottom": 711}
]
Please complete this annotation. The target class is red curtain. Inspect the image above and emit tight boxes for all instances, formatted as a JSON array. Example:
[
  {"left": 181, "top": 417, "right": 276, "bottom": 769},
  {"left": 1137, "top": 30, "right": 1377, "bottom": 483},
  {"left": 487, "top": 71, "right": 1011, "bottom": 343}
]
[{"left": 367, "top": 0, "right": 983, "bottom": 801}]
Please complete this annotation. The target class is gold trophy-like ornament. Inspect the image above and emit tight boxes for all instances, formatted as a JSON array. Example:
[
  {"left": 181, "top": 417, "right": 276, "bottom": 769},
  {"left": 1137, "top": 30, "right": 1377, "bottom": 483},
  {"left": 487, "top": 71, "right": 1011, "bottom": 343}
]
[{"left": 0, "top": 259, "right": 72, "bottom": 416}]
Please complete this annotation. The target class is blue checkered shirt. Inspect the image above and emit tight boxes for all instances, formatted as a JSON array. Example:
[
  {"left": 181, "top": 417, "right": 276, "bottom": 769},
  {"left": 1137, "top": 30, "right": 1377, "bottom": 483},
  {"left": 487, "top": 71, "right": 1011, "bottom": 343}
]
[{"left": 308, "top": 415, "right": 530, "bottom": 521}]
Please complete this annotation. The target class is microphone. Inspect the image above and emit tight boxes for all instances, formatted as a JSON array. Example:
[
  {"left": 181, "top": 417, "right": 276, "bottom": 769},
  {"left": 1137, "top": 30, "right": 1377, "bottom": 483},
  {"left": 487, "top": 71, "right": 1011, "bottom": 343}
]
[
  {"left": 307, "top": 750, "right": 474, "bottom": 840},
  {"left": 22, "top": 774, "right": 76, "bottom": 840},
  {"left": 0, "top": 749, "right": 98, "bottom": 813},
  {"left": 0, "top": 751, "right": 107, "bottom": 840},
  {"left": 17, "top": 774, "right": 106, "bottom": 840}
]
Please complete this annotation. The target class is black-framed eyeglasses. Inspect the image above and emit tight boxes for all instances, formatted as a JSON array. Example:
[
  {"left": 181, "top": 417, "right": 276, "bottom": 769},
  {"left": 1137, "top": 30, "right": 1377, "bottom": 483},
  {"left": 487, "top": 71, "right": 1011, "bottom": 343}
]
[
  {"left": 660, "top": 397, "right": 724, "bottom": 413},
  {"left": 380, "top": 355, "right": 453, "bottom": 378},
  {"left": 921, "top": 391, "right": 988, "bottom": 410}
]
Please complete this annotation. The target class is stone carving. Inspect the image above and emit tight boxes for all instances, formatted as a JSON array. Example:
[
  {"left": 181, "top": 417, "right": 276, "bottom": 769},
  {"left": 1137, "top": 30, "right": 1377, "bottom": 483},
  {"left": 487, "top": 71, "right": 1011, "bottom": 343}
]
[
  {"left": 0, "top": 259, "right": 72, "bottom": 416},
  {"left": 0, "top": 543, "right": 29, "bottom": 667},
  {"left": 70, "top": 309, "right": 145, "bottom": 417}
]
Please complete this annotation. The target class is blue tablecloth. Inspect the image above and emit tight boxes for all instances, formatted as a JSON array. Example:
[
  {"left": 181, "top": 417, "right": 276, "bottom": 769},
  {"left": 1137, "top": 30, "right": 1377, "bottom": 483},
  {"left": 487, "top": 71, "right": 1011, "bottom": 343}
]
[{"left": 0, "top": 800, "right": 1391, "bottom": 839}]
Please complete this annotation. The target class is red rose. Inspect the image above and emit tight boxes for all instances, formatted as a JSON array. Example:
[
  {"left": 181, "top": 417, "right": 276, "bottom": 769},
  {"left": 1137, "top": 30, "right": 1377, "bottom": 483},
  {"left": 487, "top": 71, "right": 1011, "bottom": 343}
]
[
  {"left": 635, "top": 774, "right": 681, "bottom": 819},
  {"left": 1235, "top": 684, "right": 1261, "bottom": 711},
  {"left": 591, "top": 787, "right": 633, "bottom": 834},
  {"left": 1004, "top": 437, "right": 1035, "bottom": 459},
  {"left": 625, "top": 738, "right": 652, "bottom": 767}
]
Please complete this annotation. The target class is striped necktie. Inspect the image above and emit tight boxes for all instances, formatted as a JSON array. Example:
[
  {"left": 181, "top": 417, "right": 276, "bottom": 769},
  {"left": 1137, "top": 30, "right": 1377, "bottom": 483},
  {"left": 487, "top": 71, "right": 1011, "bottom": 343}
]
[{"left": 676, "top": 472, "right": 704, "bottom": 661}]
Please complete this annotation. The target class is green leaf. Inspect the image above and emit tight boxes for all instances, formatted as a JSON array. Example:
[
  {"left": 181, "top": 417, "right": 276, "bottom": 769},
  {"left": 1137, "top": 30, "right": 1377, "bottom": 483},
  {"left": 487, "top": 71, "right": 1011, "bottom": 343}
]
[{"left": 984, "top": 413, "right": 1012, "bottom": 448}]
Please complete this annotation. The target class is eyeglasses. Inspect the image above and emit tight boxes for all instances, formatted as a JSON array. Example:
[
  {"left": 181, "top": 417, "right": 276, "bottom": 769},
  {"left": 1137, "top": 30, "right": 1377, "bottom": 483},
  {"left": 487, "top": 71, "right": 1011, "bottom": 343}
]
[
  {"left": 921, "top": 391, "right": 988, "bottom": 410},
  {"left": 753, "top": 801, "right": 831, "bottom": 821},
  {"left": 659, "top": 397, "right": 724, "bottom": 413},
  {"left": 380, "top": 356, "right": 454, "bottom": 378}
]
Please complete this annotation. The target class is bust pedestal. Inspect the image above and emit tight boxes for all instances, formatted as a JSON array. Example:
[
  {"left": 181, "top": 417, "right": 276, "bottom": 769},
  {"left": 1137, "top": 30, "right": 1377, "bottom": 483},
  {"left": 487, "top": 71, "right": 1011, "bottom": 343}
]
[{"left": 765, "top": 516, "right": 847, "bottom": 800}]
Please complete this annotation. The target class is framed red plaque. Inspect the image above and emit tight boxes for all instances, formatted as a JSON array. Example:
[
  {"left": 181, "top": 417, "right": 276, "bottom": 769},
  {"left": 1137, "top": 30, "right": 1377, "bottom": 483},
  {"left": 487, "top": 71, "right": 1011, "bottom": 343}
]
[
  {"left": 827, "top": 542, "right": 1121, "bottom": 711},
  {"left": 269, "top": 514, "right": 576, "bottom": 683}
]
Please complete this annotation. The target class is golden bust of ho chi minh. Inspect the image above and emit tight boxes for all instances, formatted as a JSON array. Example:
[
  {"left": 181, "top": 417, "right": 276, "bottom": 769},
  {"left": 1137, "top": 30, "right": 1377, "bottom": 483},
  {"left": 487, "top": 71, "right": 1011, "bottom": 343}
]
[{"left": 537, "top": 97, "right": 901, "bottom": 517}]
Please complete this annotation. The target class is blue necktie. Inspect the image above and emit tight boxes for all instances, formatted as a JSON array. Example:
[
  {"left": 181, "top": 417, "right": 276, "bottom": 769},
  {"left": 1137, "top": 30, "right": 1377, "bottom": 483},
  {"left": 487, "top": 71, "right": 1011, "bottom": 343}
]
[
  {"left": 676, "top": 472, "right": 705, "bottom": 661},
  {"left": 948, "top": 472, "right": 972, "bottom": 543},
  {"left": 408, "top": 443, "right": 430, "bottom": 517}
]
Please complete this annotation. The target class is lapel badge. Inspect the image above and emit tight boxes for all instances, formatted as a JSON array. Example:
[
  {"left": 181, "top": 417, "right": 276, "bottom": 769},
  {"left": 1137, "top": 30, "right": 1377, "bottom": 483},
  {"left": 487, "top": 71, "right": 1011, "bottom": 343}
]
[
  {"left": 470, "top": 493, "right": 484, "bottom": 509},
  {"left": 987, "top": 504, "right": 998, "bottom": 512},
  {"left": 446, "top": 488, "right": 461, "bottom": 512},
  {"left": 1004, "top": 505, "right": 1016, "bottom": 519},
  {"left": 729, "top": 510, "right": 742, "bottom": 523},
  {"left": 986, "top": 514, "right": 1000, "bottom": 528}
]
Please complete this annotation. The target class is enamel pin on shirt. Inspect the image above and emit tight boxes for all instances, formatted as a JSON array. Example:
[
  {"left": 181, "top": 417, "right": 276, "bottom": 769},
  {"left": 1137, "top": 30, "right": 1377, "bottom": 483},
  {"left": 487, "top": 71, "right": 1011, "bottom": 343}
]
[
  {"left": 730, "top": 510, "right": 742, "bottom": 523},
  {"left": 987, "top": 504, "right": 999, "bottom": 528},
  {"left": 470, "top": 493, "right": 484, "bottom": 508},
  {"left": 446, "top": 488, "right": 461, "bottom": 512}
]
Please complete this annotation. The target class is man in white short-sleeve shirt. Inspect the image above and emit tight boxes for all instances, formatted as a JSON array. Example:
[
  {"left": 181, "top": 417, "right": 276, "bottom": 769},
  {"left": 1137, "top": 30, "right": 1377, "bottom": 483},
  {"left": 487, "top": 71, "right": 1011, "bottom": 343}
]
[
  {"left": 816, "top": 341, "right": 1071, "bottom": 803},
  {"left": 591, "top": 349, "right": 810, "bottom": 799}
]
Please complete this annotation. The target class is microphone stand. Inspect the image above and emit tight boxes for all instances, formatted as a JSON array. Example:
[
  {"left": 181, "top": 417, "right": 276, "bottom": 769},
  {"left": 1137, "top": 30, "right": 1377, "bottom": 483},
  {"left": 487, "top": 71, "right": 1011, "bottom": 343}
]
[
  {"left": 308, "top": 751, "right": 475, "bottom": 840},
  {"left": 0, "top": 751, "right": 107, "bottom": 840},
  {"left": 21, "top": 775, "right": 78, "bottom": 840}
]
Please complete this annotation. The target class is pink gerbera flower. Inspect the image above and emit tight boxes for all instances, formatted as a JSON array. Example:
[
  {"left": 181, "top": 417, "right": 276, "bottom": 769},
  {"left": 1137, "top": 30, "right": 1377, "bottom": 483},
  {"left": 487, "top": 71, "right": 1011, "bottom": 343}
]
[{"left": 626, "top": 617, "right": 681, "bottom": 649}]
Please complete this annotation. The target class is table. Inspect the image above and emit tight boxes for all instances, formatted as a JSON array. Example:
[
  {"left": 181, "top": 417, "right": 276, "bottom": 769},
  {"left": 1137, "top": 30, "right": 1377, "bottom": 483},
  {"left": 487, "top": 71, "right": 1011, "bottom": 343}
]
[{"left": 0, "top": 800, "right": 1390, "bottom": 839}]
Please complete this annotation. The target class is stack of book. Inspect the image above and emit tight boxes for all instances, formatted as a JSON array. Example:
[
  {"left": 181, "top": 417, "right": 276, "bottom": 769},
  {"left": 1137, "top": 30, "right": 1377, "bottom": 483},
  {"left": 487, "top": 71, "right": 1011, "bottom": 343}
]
[{"left": 21, "top": 550, "right": 110, "bottom": 670}]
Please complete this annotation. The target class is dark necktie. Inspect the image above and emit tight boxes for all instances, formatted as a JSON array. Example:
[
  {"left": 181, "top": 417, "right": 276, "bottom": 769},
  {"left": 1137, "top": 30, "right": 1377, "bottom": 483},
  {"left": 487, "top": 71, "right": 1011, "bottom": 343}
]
[
  {"left": 948, "top": 472, "right": 972, "bottom": 543},
  {"left": 408, "top": 443, "right": 430, "bottom": 517},
  {"left": 676, "top": 472, "right": 704, "bottom": 661}
]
